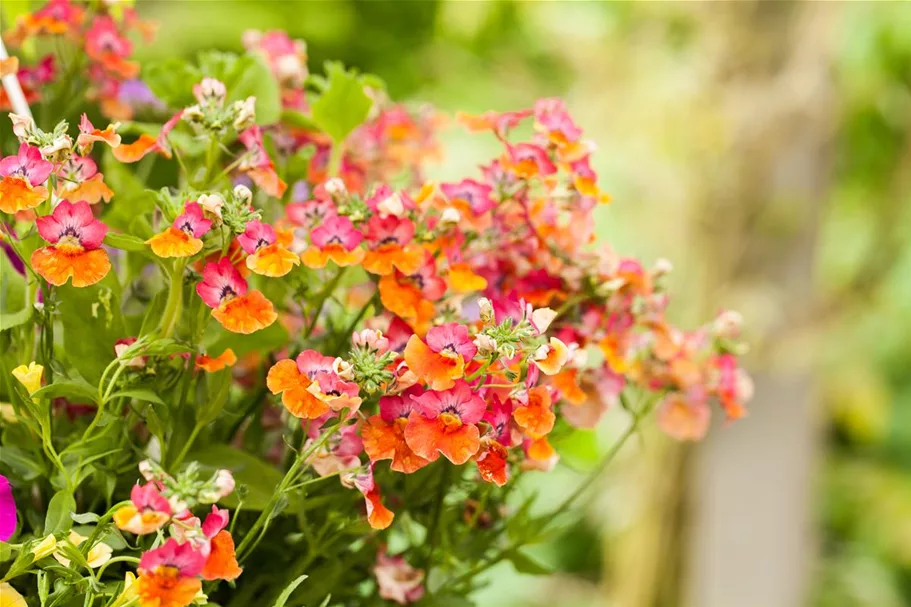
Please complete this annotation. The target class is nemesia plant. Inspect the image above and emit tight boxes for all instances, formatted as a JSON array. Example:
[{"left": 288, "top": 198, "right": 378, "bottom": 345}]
[{"left": 0, "top": 2, "right": 752, "bottom": 606}]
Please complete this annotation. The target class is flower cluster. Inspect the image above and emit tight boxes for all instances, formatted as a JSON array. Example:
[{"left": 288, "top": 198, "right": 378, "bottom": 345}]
[
  {"left": 3, "top": 0, "right": 155, "bottom": 119},
  {"left": 0, "top": 6, "right": 751, "bottom": 607}
]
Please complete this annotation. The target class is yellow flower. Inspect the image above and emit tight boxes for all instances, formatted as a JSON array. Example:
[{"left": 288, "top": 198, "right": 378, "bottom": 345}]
[
  {"left": 0, "top": 403, "right": 17, "bottom": 423},
  {"left": 53, "top": 531, "right": 113, "bottom": 569},
  {"left": 11, "top": 362, "right": 43, "bottom": 395},
  {"left": 109, "top": 572, "right": 138, "bottom": 607},
  {"left": 31, "top": 534, "right": 57, "bottom": 559},
  {"left": 0, "top": 583, "right": 27, "bottom": 607}
]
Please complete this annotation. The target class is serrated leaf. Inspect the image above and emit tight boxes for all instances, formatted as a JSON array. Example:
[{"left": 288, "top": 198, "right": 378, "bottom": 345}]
[
  {"left": 45, "top": 490, "right": 76, "bottom": 534},
  {"left": 272, "top": 574, "right": 308, "bottom": 607},
  {"left": 310, "top": 62, "right": 372, "bottom": 143}
]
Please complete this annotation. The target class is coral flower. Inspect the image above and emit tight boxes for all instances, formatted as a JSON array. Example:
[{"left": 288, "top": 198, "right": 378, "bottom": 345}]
[
  {"left": 85, "top": 16, "right": 139, "bottom": 79},
  {"left": 475, "top": 439, "right": 509, "bottom": 487},
  {"left": 404, "top": 323, "right": 477, "bottom": 391},
  {"left": 513, "top": 386, "right": 556, "bottom": 439},
  {"left": 76, "top": 113, "right": 121, "bottom": 155},
  {"left": 136, "top": 539, "right": 205, "bottom": 607},
  {"left": 238, "top": 126, "right": 287, "bottom": 198},
  {"left": 504, "top": 143, "right": 557, "bottom": 178},
  {"left": 197, "top": 507, "right": 242, "bottom": 582},
  {"left": 113, "top": 483, "right": 172, "bottom": 535},
  {"left": 300, "top": 214, "right": 364, "bottom": 268},
  {"left": 266, "top": 350, "right": 336, "bottom": 419},
  {"left": 361, "top": 215, "right": 424, "bottom": 276},
  {"left": 374, "top": 549, "right": 425, "bottom": 605},
  {"left": 196, "top": 258, "right": 277, "bottom": 334},
  {"left": 552, "top": 368, "right": 587, "bottom": 406},
  {"left": 0, "top": 143, "right": 52, "bottom": 214},
  {"left": 31, "top": 200, "right": 111, "bottom": 287},
  {"left": 147, "top": 202, "right": 212, "bottom": 258},
  {"left": 362, "top": 390, "right": 433, "bottom": 474},
  {"left": 55, "top": 155, "right": 113, "bottom": 204},
  {"left": 353, "top": 465, "right": 394, "bottom": 530},
  {"left": 531, "top": 337, "right": 570, "bottom": 376},
  {"left": 404, "top": 380, "right": 486, "bottom": 465},
  {"left": 309, "top": 372, "right": 363, "bottom": 414},
  {"left": 113, "top": 110, "right": 182, "bottom": 163},
  {"left": 0, "top": 475, "right": 17, "bottom": 541},
  {"left": 657, "top": 393, "right": 710, "bottom": 442},
  {"left": 196, "top": 349, "right": 237, "bottom": 372},
  {"left": 237, "top": 220, "right": 300, "bottom": 277},
  {"left": 378, "top": 256, "right": 445, "bottom": 334}
]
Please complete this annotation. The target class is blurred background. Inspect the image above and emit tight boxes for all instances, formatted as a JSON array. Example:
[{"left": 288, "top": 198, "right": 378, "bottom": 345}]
[{"left": 13, "top": 1, "right": 911, "bottom": 605}]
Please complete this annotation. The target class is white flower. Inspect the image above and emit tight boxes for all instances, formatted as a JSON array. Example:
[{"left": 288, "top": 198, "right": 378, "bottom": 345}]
[
  {"left": 197, "top": 193, "right": 225, "bottom": 219},
  {"left": 9, "top": 112, "right": 36, "bottom": 140},
  {"left": 232, "top": 96, "right": 257, "bottom": 131},
  {"left": 440, "top": 207, "right": 461, "bottom": 225}
]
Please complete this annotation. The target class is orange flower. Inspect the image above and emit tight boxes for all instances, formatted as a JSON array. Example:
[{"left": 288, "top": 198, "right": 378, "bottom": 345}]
[
  {"left": 513, "top": 386, "right": 555, "bottom": 439},
  {"left": 403, "top": 323, "right": 476, "bottom": 391},
  {"left": 361, "top": 215, "right": 425, "bottom": 276},
  {"left": 147, "top": 227, "right": 203, "bottom": 258},
  {"left": 0, "top": 143, "right": 53, "bottom": 214},
  {"left": 353, "top": 466, "right": 395, "bottom": 530},
  {"left": 197, "top": 258, "right": 277, "bottom": 334},
  {"left": 211, "top": 291, "right": 277, "bottom": 335},
  {"left": 447, "top": 263, "right": 487, "bottom": 293},
  {"left": 404, "top": 381, "right": 486, "bottom": 465},
  {"left": 61, "top": 174, "right": 114, "bottom": 205},
  {"left": 378, "top": 257, "right": 445, "bottom": 334},
  {"left": 552, "top": 369, "right": 586, "bottom": 406},
  {"left": 362, "top": 392, "right": 434, "bottom": 474},
  {"left": 31, "top": 200, "right": 111, "bottom": 287},
  {"left": 136, "top": 569, "right": 201, "bottom": 607},
  {"left": 196, "top": 349, "right": 237, "bottom": 373},
  {"left": 0, "top": 177, "right": 47, "bottom": 214},
  {"left": 237, "top": 220, "right": 300, "bottom": 277},
  {"left": 475, "top": 439, "right": 509, "bottom": 487},
  {"left": 657, "top": 394, "right": 710, "bottom": 441},
  {"left": 300, "top": 215, "right": 365, "bottom": 269},
  {"left": 266, "top": 351, "right": 337, "bottom": 419},
  {"left": 111, "top": 134, "right": 157, "bottom": 163},
  {"left": 526, "top": 436, "right": 555, "bottom": 461},
  {"left": 532, "top": 337, "right": 569, "bottom": 376},
  {"left": 200, "top": 531, "right": 242, "bottom": 582}
]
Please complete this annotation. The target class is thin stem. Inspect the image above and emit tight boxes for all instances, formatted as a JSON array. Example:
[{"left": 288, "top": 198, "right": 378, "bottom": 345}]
[
  {"left": 159, "top": 260, "right": 187, "bottom": 338},
  {"left": 169, "top": 423, "right": 203, "bottom": 471}
]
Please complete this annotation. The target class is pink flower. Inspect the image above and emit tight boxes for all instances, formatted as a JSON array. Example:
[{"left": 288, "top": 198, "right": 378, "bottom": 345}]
[
  {"left": 36, "top": 200, "right": 107, "bottom": 249},
  {"left": 374, "top": 549, "right": 425, "bottom": 605},
  {"left": 201, "top": 506, "right": 230, "bottom": 539},
  {"left": 296, "top": 349, "right": 336, "bottom": 378},
  {"left": 285, "top": 198, "right": 336, "bottom": 230},
  {"left": 310, "top": 215, "right": 363, "bottom": 250},
  {"left": 506, "top": 143, "right": 557, "bottom": 178},
  {"left": 0, "top": 143, "right": 53, "bottom": 186},
  {"left": 138, "top": 538, "right": 206, "bottom": 578},
  {"left": 113, "top": 483, "right": 173, "bottom": 535},
  {"left": 196, "top": 258, "right": 248, "bottom": 309},
  {"left": 0, "top": 475, "right": 17, "bottom": 541},
  {"left": 425, "top": 322, "right": 478, "bottom": 361},
  {"left": 440, "top": 179, "right": 495, "bottom": 215},
  {"left": 237, "top": 220, "right": 276, "bottom": 254},
  {"left": 352, "top": 329, "right": 390, "bottom": 354},
  {"left": 85, "top": 16, "right": 133, "bottom": 61},
  {"left": 173, "top": 202, "right": 213, "bottom": 238}
]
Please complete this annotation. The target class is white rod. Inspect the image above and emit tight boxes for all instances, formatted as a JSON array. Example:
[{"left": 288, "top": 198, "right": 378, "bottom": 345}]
[{"left": 0, "top": 36, "right": 33, "bottom": 120}]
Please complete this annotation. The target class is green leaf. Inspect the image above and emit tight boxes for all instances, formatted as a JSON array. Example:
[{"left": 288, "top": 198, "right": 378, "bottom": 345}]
[
  {"left": 230, "top": 54, "right": 282, "bottom": 126},
  {"left": 0, "top": 542, "right": 11, "bottom": 562},
  {"left": 0, "top": 306, "right": 31, "bottom": 332},
  {"left": 189, "top": 445, "right": 285, "bottom": 510},
  {"left": 104, "top": 232, "right": 149, "bottom": 253},
  {"left": 198, "top": 369, "right": 231, "bottom": 425},
  {"left": 57, "top": 276, "right": 125, "bottom": 384},
  {"left": 45, "top": 490, "right": 77, "bottom": 534},
  {"left": 70, "top": 512, "right": 100, "bottom": 525},
  {"left": 310, "top": 62, "right": 372, "bottom": 143},
  {"left": 281, "top": 110, "right": 319, "bottom": 131},
  {"left": 204, "top": 318, "right": 288, "bottom": 359},
  {"left": 143, "top": 58, "right": 201, "bottom": 108},
  {"left": 506, "top": 549, "right": 553, "bottom": 576},
  {"left": 32, "top": 379, "right": 100, "bottom": 405},
  {"left": 108, "top": 389, "right": 166, "bottom": 405},
  {"left": 272, "top": 574, "right": 308, "bottom": 607}
]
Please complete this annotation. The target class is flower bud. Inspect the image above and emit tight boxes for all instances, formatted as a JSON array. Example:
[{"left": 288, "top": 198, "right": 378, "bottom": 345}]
[
  {"left": 324, "top": 178, "right": 346, "bottom": 197},
  {"left": 12, "top": 362, "right": 43, "bottom": 395},
  {"left": 193, "top": 77, "right": 227, "bottom": 107},
  {"left": 474, "top": 334, "right": 497, "bottom": 357},
  {"left": 40, "top": 134, "right": 73, "bottom": 163},
  {"left": 352, "top": 329, "right": 389, "bottom": 354},
  {"left": 198, "top": 193, "right": 225, "bottom": 219},
  {"left": 138, "top": 460, "right": 155, "bottom": 481},
  {"left": 653, "top": 257, "right": 673, "bottom": 276},
  {"left": 478, "top": 298, "right": 494, "bottom": 324},
  {"left": 440, "top": 207, "right": 461, "bottom": 226},
  {"left": 214, "top": 469, "right": 235, "bottom": 498},
  {"left": 9, "top": 113, "right": 36, "bottom": 140},
  {"left": 32, "top": 535, "right": 58, "bottom": 559},
  {"left": 232, "top": 96, "right": 257, "bottom": 131},
  {"left": 333, "top": 357, "right": 355, "bottom": 381},
  {"left": 234, "top": 184, "right": 253, "bottom": 205},
  {"left": 713, "top": 310, "right": 743, "bottom": 340}
]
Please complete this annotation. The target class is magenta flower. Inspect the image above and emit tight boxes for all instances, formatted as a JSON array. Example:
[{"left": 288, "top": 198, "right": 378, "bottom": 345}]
[
  {"left": 236, "top": 220, "right": 276, "bottom": 255},
  {"left": 0, "top": 475, "right": 17, "bottom": 541},
  {"left": 36, "top": 200, "right": 108, "bottom": 250},
  {"left": 441, "top": 179, "right": 495, "bottom": 215},
  {"left": 425, "top": 322, "right": 478, "bottom": 362},
  {"left": 138, "top": 538, "right": 206, "bottom": 578},
  {"left": 173, "top": 202, "right": 213, "bottom": 238},
  {"left": 196, "top": 258, "right": 248, "bottom": 309},
  {"left": 0, "top": 143, "right": 53, "bottom": 186}
]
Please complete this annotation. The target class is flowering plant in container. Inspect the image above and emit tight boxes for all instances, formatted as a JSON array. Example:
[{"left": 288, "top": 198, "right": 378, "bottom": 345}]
[{"left": 0, "top": 2, "right": 751, "bottom": 606}]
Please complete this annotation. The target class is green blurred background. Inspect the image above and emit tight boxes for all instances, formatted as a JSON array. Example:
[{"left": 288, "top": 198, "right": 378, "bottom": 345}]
[{"left": 11, "top": 1, "right": 911, "bottom": 605}]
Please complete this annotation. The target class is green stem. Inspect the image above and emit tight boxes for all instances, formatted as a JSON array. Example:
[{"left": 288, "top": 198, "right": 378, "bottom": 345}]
[
  {"left": 159, "top": 260, "right": 187, "bottom": 338},
  {"left": 303, "top": 267, "right": 347, "bottom": 340},
  {"left": 423, "top": 463, "right": 452, "bottom": 571},
  {"left": 169, "top": 422, "right": 203, "bottom": 471},
  {"left": 327, "top": 141, "right": 344, "bottom": 178}
]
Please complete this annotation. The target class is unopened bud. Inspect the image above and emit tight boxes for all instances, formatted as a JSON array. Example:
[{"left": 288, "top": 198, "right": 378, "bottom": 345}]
[
  {"left": 478, "top": 297, "right": 494, "bottom": 324},
  {"left": 324, "top": 178, "right": 347, "bottom": 197},
  {"left": 234, "top": 184, "right": 253, "bottom": 205},
  {"left": 440, "top": 207, "right": 461, "bottom": 225},
  {"left": 232, "top": 96, "right": 257, "bottom": 131},
  {"left": 377, "top": 192, "right": 405, "bottom": 218},
  {"left": 193, "top": 78, "right": 227, "bottom": 107},
  {"left": 333, "top": 357, "right": 355, "bottom": 381},
  {"left": 474, "top": 334, "right": 497, "bottom": 357},
  {"left": 197, "top": 193, "right": 225, "bottom": 219}
]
